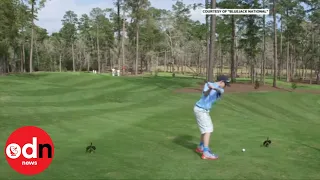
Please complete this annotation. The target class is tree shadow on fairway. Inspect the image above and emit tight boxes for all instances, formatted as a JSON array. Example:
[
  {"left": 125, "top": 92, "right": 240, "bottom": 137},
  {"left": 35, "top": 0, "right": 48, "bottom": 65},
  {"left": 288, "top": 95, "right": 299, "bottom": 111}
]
[
  {"left": 121, "top": 76, "right": 202, "bottom": 89},
  {"left": 173, "top": 135, "right": 200, "bottom": 156},
  {"left": 5, "top": 72, "right": 49, "bottom": 79},
  {"left": 300, "top": 143, "right": 320, "bottom": 152}
]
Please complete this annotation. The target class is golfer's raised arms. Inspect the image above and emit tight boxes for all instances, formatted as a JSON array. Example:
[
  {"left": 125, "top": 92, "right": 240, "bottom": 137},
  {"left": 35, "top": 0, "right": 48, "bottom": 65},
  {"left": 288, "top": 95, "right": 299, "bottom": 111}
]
[
  {"left": 203, "top": 83, "right": 224, "bottom": 97},
  {"left": 203, "top": 83, "right": 213, "bottom": 97}
]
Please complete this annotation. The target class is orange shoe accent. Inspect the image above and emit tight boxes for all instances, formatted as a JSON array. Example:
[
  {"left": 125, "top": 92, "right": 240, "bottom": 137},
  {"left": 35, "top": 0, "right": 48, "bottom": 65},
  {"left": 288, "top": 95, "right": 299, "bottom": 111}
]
[
  {"left": 201, "top": 154, "right": 218, "bottom": 160},
  {"left": 195, "top": 148, "right": 203, "bottom": 153}
]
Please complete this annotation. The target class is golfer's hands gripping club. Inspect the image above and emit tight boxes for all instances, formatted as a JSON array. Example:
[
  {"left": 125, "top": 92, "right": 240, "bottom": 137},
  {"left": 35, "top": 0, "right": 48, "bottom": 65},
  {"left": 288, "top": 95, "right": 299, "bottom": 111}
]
[
  {"left": 204, "top": 82, "right": 216, "bottom": 97},
  {"left": 206, "top": 82, "right": 222, "bottom": 96},
  {"left": 207, "top": 83, "right": 218, "bottom": 91}
]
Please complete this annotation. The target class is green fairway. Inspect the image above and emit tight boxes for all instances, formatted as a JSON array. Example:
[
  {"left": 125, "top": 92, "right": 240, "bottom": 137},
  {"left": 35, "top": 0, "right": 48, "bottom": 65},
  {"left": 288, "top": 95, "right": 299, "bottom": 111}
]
[{"left": 0, "top": 73, "right": 319, "bottom": 179}]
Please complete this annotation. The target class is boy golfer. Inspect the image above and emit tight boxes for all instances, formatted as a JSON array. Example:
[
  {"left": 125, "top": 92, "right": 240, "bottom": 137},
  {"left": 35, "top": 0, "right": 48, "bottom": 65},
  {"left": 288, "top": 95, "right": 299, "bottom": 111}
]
[{"left": 194, "top": 75, "right": 230, "bottom": 160}]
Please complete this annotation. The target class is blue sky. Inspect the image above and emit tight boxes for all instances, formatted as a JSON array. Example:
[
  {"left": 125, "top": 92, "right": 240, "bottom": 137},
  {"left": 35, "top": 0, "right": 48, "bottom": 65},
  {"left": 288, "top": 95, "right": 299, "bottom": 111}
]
[{"left": 36, "top": 0, "right": 204, "bottom": 33}]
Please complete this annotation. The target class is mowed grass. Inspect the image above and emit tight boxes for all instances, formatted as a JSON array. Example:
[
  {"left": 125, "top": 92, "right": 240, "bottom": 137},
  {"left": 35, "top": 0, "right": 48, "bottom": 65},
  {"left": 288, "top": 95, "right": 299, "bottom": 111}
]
[{"left": 0, "top": 72, "right": 320, "bottom": 179}]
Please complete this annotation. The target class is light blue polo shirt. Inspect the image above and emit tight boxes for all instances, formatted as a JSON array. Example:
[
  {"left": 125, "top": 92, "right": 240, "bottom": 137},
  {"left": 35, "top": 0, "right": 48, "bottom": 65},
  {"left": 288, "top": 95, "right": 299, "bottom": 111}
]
[{"left": 195, "top": 82, "right": 224, "bottom": 111}]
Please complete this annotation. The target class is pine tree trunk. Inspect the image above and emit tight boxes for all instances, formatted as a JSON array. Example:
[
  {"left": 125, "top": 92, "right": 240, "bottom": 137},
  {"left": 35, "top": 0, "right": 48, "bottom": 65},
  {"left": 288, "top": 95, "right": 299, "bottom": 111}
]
[
  {"left": 121, "top": 13, "right": 126, "bottom": 74},
  {"left": 21, "top": 43, "right": 25, "bottom": 72},
  {"left": 135, "top": 24, "right": 139, "bottom": 75},
  {"left": 59, "top": 53, "right": 62, "bottom": 72},
  {"left": 231, "top": 16, "right": 236, "bottom": 82},
  {"left": 205, "top": 0, "right": 209, "bottom": 80},
  {"left": 261, "top": 11, "right": 266, "bottom": 84},
  {"left": 72, "top": 43, "right": 75, "bottom": 72},
  {"left": 97, "top": 26, "right": 100, "bottom": 73},
  {"left": 29, "top": 3, "right": 34, "bottom": 73},
  {"left": 290, "top": 44, "right": 293, "bottom": 80},
  {"left": 286, "top": 41, "right": 290, "bottom": 82},
  {"left": 279, "top": 17, "right": 283, "bottom": 79},
  {"left": 164, "top": 51, "right": 167, "bottom": 72},
  {"left": 272, "top": 0, "right": 277, "bottom": 87}
]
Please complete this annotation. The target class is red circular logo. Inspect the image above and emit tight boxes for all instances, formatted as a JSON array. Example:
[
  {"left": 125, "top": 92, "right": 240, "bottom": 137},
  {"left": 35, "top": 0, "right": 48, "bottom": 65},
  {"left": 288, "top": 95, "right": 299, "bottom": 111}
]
[{"left": 4, "top": 126, "right": 54, "bottom": 176}]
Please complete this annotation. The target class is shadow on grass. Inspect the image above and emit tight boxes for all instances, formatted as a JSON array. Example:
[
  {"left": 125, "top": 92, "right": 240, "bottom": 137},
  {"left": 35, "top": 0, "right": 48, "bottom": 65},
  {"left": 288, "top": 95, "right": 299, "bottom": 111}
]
[
  {"left": 173, "top": 135, "right": 200, "bottom": 156},
  {"left": 300, "top": 143, "right": 320, "bottom": 152},
  {"left": 5, "top": 72, "right": 49, "bottom": 79},
  {"left": 121, "top": 76, "right": 203, "bottom": 90}
]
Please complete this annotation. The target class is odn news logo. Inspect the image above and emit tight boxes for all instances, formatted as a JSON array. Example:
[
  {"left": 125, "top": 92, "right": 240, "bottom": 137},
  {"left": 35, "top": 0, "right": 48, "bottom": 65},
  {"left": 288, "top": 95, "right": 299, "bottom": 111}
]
[
  {"left": 5, "top": 126, "right": 54, "bottom": 176},
  {"left": 6, "top": 137, "right": 53, "bottom": 165}
]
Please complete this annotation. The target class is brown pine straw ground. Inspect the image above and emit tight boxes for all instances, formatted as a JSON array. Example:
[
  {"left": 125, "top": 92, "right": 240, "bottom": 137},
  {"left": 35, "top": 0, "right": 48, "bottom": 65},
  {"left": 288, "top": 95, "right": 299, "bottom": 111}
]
[{"left": 174, "top": 82, "right": 320, "bottom": 94}]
